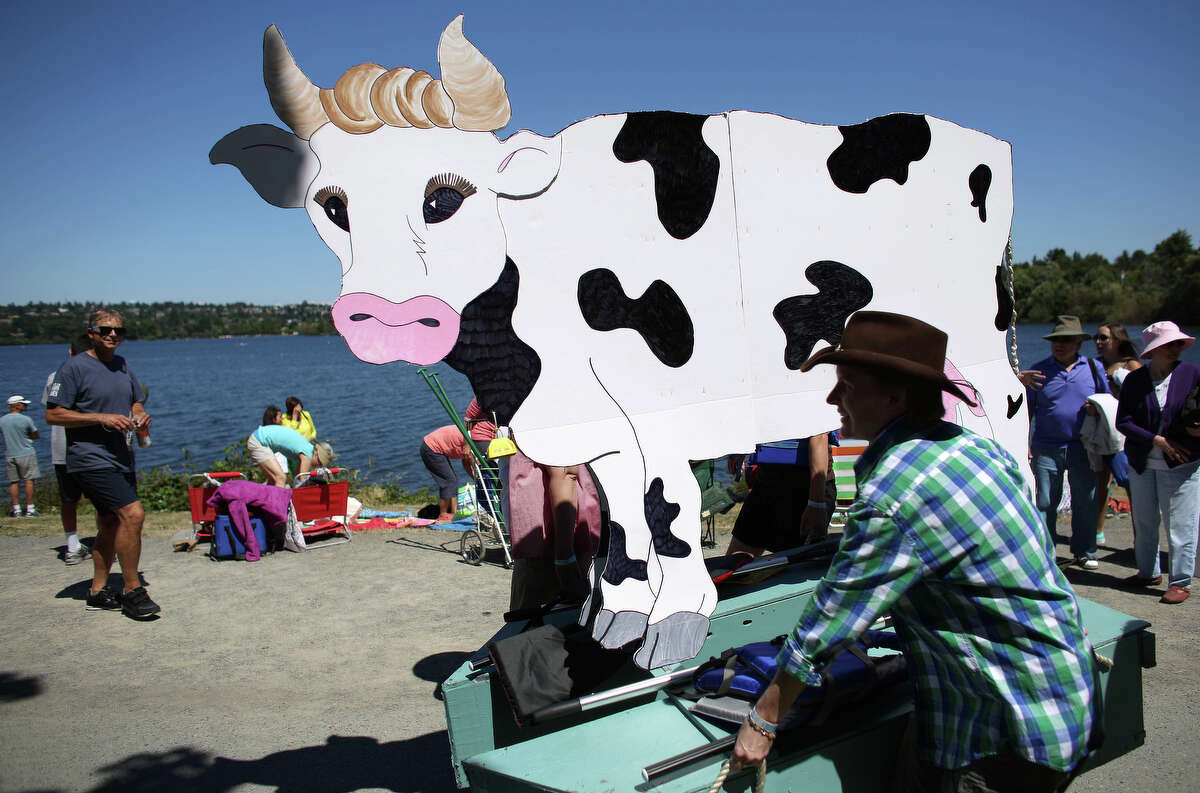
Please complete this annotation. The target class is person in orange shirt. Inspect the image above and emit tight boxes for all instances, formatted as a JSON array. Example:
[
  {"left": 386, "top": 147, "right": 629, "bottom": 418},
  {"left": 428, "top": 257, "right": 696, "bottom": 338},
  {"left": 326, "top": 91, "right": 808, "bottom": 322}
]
[{"left": 421, "top": 424, "right": 470, "bottom": 521}]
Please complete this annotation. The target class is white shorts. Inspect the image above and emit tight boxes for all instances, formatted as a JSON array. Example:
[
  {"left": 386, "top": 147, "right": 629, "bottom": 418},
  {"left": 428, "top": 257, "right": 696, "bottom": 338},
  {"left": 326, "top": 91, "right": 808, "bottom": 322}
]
[{"left": 246, "top": 434, "right": 277, "bottom": 466}]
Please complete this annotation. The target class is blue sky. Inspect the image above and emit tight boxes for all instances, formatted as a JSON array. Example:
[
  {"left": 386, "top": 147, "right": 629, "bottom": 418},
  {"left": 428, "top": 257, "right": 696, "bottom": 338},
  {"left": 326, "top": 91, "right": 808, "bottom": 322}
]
[{"left": 1, "top": 0, "right": 1196, "bottom": 304}]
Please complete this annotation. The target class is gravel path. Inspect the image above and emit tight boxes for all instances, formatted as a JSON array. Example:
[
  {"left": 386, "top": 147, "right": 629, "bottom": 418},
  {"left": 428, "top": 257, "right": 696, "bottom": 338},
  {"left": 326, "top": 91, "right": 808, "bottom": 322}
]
[{"left": 0, "top": 510, "right": 1194, "bottom": 792}]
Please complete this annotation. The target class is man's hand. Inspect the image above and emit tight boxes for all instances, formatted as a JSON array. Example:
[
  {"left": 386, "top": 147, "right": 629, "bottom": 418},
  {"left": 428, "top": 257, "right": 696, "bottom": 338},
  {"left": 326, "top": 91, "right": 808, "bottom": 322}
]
[
  {"left": 730, "top": 719, "right": 773, "bottom": 771},
  {"left": 98, "top": 413, "right": 136, "bottom": 432},
  {"left": 729, "top": 672, "right": 804, "bottom": 771},
  {"left": 1018, "top": 370, "right": 1046, "bottom": 389},
  {"left": 132, "top": 405, "right": 151, "bottom": 432}
]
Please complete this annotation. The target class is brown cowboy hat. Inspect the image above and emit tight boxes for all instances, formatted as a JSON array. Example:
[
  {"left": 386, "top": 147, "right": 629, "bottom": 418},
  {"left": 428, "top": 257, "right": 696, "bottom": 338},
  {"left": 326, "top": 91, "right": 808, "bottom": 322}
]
[
  {"left": 800, "top": 311, "right": 974, "bottom": 404},
  {"left": 1042, "top": 315, "right": 1090, "bottom": 340}
]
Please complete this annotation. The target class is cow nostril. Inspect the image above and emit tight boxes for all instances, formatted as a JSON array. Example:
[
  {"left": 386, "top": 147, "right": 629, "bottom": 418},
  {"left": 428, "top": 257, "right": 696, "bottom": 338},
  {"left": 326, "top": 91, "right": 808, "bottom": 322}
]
[
  {"left": 349, "top": 313, "right": 372, "bottom": 322},
  {"left": 417, "top": 318, "right": 440, "bottom": 328}
]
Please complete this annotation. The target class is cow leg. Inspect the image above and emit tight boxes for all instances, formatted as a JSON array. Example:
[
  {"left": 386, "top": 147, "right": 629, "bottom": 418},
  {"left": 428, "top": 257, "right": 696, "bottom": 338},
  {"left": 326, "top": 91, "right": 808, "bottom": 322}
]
[
  {"left": 582, "top": 453, "right": 658, "bottom": 650},
  {"left": 634, "top": 461, "right": 716, "bottom": 669}
]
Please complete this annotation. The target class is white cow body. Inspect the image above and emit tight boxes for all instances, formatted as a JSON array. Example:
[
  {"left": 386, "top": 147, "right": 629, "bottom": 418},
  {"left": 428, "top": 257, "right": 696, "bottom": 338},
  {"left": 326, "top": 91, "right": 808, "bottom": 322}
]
[{"left": 213, "top": 20, "right": 1027, "bottom": 669}]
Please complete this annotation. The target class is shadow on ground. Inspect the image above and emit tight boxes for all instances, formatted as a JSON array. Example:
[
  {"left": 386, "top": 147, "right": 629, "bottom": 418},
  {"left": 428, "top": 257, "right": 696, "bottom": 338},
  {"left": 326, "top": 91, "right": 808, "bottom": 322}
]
[
  {"left": 54, "top": 571, "right": 150, "bottom": 602},
  {"left": 12, "top": 732, "right": 455, "bottom": 793},
  {"left": 0, "top": 671, "right": 44, "bottom": 703},
  {"left": 413, "top": 651, "right": 472, "bottom": 701}
]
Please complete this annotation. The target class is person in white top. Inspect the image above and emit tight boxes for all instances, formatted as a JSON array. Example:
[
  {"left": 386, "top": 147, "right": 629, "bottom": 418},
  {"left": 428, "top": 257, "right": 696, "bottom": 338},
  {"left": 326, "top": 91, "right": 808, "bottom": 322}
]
[{"left": 42, "top": 334, "right": 93, "bottom": 564}]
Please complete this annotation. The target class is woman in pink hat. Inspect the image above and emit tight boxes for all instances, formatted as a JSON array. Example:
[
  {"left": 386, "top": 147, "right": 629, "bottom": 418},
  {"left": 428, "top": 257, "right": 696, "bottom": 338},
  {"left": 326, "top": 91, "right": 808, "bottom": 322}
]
[{"left": 1115, "top": 321, "right": 1200, "bottom": 604}]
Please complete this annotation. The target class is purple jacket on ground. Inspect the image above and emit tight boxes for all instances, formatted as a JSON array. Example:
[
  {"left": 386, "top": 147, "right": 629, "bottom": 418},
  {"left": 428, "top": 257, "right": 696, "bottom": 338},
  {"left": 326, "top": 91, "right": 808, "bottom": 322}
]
[
  {"left": 1116, "top": 361, "right": 1200, "bottom": 473},
  {"left": 206, "top": 481, "right": 292, "bottom": 561}
]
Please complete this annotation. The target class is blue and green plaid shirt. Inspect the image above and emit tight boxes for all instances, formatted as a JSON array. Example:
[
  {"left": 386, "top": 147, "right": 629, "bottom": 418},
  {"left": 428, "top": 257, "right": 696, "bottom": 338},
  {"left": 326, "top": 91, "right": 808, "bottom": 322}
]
[{"left": 778, "top": 418, "right": 1096, "bottom": 771}]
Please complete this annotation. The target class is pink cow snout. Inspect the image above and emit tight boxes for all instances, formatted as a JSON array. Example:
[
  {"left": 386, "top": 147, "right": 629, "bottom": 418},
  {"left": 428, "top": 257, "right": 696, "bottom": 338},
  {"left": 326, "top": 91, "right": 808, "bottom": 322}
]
[{"left": 331, "top": 293, "right": 461, "bottom": 366}]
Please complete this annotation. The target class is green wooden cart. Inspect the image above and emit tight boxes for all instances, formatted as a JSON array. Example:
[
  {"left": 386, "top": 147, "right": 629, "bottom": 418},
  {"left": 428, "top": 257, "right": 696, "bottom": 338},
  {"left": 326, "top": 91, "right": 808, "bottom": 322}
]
[{"left": 443, "top": 560, "right": 1154, "bottom": 792}]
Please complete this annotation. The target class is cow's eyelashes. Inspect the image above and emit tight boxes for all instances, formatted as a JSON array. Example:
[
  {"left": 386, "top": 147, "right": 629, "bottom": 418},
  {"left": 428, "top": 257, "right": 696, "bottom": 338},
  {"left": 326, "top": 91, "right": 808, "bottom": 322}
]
[
  {"left": 313, "top": 185, "right": 350, "bottom": 233},
  {"left": 423, "top": 173, "right": 476, "bottom": 225}
]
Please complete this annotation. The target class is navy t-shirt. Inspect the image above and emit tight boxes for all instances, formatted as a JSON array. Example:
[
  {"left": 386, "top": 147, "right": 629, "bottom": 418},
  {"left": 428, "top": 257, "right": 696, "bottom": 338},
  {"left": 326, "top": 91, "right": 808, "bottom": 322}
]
[{"left": 47, "top": 353, "right": 145, "bottom": 473}]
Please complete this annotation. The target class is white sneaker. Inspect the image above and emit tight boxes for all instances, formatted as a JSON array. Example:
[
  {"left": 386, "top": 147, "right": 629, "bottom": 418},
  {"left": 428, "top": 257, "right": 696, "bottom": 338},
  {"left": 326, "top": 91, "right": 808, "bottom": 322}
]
[
  {"left": 25, "top": 507, "right": 40, "bottom": 517},
  {"left": 1078, "top": 557, "right": 1099, "bottom": 570},
  {"left": 64, "top": 546, "right": 91, "bottom": 566}
]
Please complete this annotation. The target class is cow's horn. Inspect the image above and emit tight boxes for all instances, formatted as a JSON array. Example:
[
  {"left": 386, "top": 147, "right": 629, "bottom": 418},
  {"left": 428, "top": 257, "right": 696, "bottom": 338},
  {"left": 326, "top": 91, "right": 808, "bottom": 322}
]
[
  {"left": 437, "top": 15, "right": 510, "bottom": 131},
  {"left": 263, "top": 25, "right": 329, "bottom": 139}
]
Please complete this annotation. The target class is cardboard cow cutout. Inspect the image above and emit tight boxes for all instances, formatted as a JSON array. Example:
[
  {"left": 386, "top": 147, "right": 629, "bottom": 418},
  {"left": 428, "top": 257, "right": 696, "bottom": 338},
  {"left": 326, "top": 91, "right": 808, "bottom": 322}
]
[{"left": 212, "top": 16, "right": 1027, "bottom": 669}]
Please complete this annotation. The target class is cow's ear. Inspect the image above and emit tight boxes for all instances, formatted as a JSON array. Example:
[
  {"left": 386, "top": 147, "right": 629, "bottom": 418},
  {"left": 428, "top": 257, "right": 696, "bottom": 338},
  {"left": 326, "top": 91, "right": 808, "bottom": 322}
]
[
  {"left": 209, "top": 124, "right": 319, "bottom": 209},
  {"left": 493, "top": 130, "right": 561, "bottom": 199}
]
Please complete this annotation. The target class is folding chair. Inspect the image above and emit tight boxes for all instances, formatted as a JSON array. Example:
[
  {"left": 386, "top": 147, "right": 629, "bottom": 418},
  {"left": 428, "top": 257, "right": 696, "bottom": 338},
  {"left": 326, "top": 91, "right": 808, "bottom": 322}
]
[
  {"left": 291, "top": 468, "right": 352, "bottom": 548},
  {"left": 691, "top": 459, "right": 734, "bottom": 548},
  {"left": 186, "top": 471, "right": 248, "bottom": 543},
  {"left": 828, "top": 438, "right": 869, "bottom": 529}
]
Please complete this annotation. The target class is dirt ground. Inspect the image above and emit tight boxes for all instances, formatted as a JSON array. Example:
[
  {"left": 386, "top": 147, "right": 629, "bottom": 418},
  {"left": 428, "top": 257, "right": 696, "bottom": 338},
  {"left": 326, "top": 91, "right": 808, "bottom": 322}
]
[{"left": 0, "top": 505, "right": 1195, "bottom": 793}]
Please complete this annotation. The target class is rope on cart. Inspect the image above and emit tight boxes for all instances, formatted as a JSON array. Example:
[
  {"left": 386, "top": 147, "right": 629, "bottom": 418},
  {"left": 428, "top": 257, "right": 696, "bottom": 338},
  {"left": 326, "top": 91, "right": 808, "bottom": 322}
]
[{"left": 708, "top": 758, "right": 766, "bottom": 793}]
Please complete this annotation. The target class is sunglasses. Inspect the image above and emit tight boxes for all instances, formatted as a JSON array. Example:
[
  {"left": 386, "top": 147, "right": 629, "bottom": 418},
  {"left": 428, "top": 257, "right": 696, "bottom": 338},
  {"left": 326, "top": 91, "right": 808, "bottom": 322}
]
[
  {"left": 90, "top": 326, "right": 126, "bottom": 337},
  {"left": 1094, "top": 334, "right": 1110, "bottom": 341}
]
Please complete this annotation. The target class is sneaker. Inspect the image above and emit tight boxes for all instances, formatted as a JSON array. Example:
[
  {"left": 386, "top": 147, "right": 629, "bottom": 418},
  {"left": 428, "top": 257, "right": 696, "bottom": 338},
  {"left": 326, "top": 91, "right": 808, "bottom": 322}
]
[
  {"left": 1077, "top": 557, "right": 1099, "bottom": 570},
  {"left": 121, "top": 586, "right": 161, "bottom": 619},
  {"left": 64, "top": 546, "right": 92, "bottom": 566},
  {"left": 10, "top": 509, "right": 20, "bottom": 519},
  {"left": 24, "top": 507, "right": 39, "bottom": 517},
  {"left": 85, "top": 587, "right": 122, "bottom": 611}
]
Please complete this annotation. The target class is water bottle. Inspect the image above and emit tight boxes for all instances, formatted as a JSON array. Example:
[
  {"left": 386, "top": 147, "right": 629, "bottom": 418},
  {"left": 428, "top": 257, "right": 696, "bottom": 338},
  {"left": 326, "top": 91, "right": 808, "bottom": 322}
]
[{"left": 135, "top": 417, "right": 151, "bottom": 448}]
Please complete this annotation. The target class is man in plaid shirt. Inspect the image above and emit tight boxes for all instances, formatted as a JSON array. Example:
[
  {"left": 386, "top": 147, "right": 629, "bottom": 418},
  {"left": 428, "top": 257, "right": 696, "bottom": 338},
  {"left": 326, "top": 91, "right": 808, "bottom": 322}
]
[{"left": 732, "top": 312, "right": 1097, "bottom": 792}]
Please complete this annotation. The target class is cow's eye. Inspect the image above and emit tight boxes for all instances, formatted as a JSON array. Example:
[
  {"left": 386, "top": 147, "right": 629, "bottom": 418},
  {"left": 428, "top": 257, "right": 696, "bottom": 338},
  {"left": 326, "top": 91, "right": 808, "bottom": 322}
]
[
  {"left": 313, "top": 186, "right": 350, "bottom": 233},
  {"left": 424, "top": 187, "right": 466, "bottom": 224},
  {"left": 423, "top": 173, "right": 477, "bottom": 225}
]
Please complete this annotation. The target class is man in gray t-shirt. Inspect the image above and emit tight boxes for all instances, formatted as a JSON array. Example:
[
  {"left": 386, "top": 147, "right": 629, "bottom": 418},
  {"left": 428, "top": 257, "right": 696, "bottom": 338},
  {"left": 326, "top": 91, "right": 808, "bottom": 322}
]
[
  {"left": 2, "top": 395, "right": 40, "bottom": 517},
  {"left": 46, "top": 309, "right": 159, "bottom": 619}
]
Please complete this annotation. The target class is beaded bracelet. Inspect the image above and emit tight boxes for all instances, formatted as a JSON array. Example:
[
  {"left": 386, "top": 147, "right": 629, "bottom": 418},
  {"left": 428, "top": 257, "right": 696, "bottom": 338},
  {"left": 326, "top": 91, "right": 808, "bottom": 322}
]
[{"left": 744, "top": 717, "right": 776, "bottom": 740}]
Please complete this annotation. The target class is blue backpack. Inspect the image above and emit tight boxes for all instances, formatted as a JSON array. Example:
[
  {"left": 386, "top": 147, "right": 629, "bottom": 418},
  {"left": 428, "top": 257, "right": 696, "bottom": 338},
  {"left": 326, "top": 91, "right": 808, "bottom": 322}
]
[{"left": 689, "top": 629, "right": 907, "bottom": 729}]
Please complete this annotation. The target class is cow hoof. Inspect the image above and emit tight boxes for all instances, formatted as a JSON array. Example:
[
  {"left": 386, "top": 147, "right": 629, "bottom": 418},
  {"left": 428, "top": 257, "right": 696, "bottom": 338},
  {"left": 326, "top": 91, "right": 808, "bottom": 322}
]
[
  {"left": 633, "top": 612, "right": 710, "bottom": 670},
  {"left": 592, "top": 609, "right": 648, "bottom": 649}
]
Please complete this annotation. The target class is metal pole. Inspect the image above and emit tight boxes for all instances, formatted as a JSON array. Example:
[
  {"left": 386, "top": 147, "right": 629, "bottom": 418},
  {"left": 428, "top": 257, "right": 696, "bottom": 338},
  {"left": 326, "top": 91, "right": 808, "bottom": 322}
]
[{"left": 417, "top": 368, "right": 507, "bottom": 531}]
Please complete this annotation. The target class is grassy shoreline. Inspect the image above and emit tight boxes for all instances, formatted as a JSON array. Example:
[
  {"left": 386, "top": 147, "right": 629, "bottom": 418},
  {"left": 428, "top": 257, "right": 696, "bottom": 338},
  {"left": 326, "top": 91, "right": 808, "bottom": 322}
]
[{"left": 1, "top": 501, "right": 746, "bottom": 541}]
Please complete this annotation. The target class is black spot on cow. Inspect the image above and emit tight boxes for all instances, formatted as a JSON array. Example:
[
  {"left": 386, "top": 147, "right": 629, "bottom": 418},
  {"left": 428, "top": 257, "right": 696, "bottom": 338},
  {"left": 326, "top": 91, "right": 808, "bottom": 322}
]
[
  {"left": 578, "top": 269, "right": 694, "bottom": 367},
  {"left": 994, "top": 265, "right": 1014, "bottom": 332},
  {"left": 645, "top": 478, "right": 690, "bottom": 559},
  {"left": 601, "top": 521, "right": 649, "bottom": 586},
  {"left": 612, "top": 111, "right": 719, "bottom": 240},
  {"left": 445, "top": 258, "right": 541, "bottom": 426},
  {"left": 1007, "top": 393, "right": 1023, "bottom": 419},
  {"left": 774, "top": 261, "right": 874, "bottom": 369},
  {"left": 827, "top": 113, "right": 931, "bottom": 194},
  {"left": 970, "top": 164, "right": 991, "bottom": 223}
]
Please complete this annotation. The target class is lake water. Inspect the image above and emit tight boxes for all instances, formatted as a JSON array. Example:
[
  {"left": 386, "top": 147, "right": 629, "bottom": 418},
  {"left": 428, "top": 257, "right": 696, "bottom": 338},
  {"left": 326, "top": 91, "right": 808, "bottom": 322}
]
[{"left": 3, "top": 324, "right": 1197, "bottom": 489}]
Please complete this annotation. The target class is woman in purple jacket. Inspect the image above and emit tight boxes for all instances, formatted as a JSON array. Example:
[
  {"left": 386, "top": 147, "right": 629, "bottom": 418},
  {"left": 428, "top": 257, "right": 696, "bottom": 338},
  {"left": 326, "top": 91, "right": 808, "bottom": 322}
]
[{"left": 1115, "top": 321, "right": 1200, "bottom": 604}]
